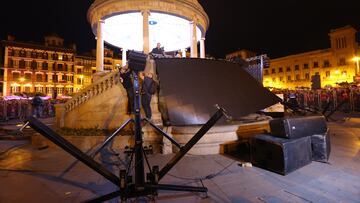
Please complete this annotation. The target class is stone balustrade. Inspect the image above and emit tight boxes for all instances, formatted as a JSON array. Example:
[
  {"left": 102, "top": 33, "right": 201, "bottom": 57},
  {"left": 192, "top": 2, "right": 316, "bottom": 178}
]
[{"left": 64, "top": 71, "right": 122, "bottom": 113}]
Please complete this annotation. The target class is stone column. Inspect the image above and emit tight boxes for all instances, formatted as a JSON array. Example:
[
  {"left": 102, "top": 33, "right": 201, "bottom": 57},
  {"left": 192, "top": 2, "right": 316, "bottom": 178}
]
[
  {"left": 142, "top": 10, "right": 150, "bottom": 54},
  {"left": 190, "top": 21, "right": 198, "bottom": 58},
  {"left": 200, "top": 38, "right": 206, "bottom": 59},
  {"left": 122, "top": 48, "right": 127, "bottom": 67},
  {"left": 96, "top": 20, "right": 105, "bottom": 72}
]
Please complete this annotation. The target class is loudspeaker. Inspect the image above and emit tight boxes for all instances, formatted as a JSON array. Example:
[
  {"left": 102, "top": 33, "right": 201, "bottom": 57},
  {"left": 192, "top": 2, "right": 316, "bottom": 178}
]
[
  {"left": 251, "top": 134, "right": 312, "bottom": 175},
  {"left": 128, "top": 51, "right": 147, "bottom": 72},
  {"left": 269, "top": 116, "right": 327, "bottom": 139},
  {"left": 311, "top": 130, "right": 331, "bottom": 162},
  {"left": 311, "top": 75, "right": 321, "bottom": 90}
]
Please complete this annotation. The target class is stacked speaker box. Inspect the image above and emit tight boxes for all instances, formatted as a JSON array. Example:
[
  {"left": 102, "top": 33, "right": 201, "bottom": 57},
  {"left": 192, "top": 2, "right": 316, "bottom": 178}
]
[
  {"left": 251, "top": 134, "right": 312, "bottom": 175},
  {"left": 251, "top": 115, "right": 331, "bottom": 175}
]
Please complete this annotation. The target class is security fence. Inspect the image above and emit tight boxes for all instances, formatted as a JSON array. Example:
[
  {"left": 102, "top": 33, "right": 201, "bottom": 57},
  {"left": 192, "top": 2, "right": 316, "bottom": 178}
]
[{"left": 276, "top": 88, "right": 360, "bottom": 113}]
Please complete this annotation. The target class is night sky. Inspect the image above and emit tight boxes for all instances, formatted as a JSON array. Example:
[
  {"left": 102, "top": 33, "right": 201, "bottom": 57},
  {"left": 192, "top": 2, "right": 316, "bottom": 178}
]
[{"left": 1, "top": 0, "right": 360, "bottom": 59}]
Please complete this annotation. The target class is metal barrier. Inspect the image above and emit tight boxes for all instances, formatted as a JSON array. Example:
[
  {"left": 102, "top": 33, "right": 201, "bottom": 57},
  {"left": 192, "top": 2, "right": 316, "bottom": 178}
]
[{"left": 279, "top": 88, "right": 360, "bottom": 113}]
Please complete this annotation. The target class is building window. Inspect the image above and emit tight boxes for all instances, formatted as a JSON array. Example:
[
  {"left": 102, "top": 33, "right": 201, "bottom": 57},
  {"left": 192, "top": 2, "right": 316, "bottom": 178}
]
[
  {"left": 52, "top": 53, "right": 58, "bottom": 60},
  {"left": 25, "top": 73, "right": 32, "bottom": 80},
  {"left": 323, "top": 60, "right": 330, "bottom": 68},
  {"left": 295, "top": 74, "right": 300, "bottom": 80},
  {"left": 42, "top": 62, "right": 48, "bottom": 70},
  {"left": 64, "top": 64, "right": 68, "bottom": 72},
  {"left": 303, "top": 63, "right": 309, "bottom": 69},
  {"left": 58, "top": 64, "right": 63, "bottom": 71},
  {"left": 52, "top": 75, "right": 58, "bottom": 83},
  {"left": 31, "top": 51, "right": 37, "bottom": 58},
  {"left": 46, "top": 87, "right": 53, "bottom": 95},
  {"left": 12, "top": 72, "right": 20, "bottom": 80},
  {"left": 313, "top": 62, "right": 319, "bottom": 68},
  {"left": 8, "top": 49, "right": 14, "bottom": 56},
  {"left": 339, "top": 58, "right": 346, "bottom": 66},
  {"left": 36, "top": 74, "right": 42, "bottom": 82},
  {"left": 77, "top": 78, "right": 82, "bottom": 85},
  {"left": 58, "top": 55, "right": 63, "bottom": 61},
  {"left": 42, "top": 53, "right": 48, "bottom": 59},
  {"left": 295, "top": 65, "right": 299, "bottom": 71},
  {"left": 35, "top": 86, "right": 44, "bottom": 93},
  {"left": 279, "top": 67, "right": 283, "bottom": 73},
  {"left": 279, "top": 77, "right": 283, "bottom": 82},
  {"left": 77, "top": 69, "right": 82, "bottom": 74},
  {"left": 305, "top": 73, "right": 310, "bottom": 80},
  {"left": 264, "top": 70, "right": 269, "bottom": 75},
  {"left": 19, "top": 60, "right": 25, "bottom": 69},
  {"left": 286, "top": 67, "right": 291, "bottom": 72},
  {"left": 271, "top": 69, "right": 275, "bottom": 74},
  {"left": 8, "top": 59, "right": 14, "bottom": 68},
  {"left": 57, "top": 87, "right": 64, "bottom": 94},
  {"left": 287, "top": 76, "right": 292, "bottom": 81},
  {"left": 62, "top": 75, "right": 66, "bottom": 81},
  {"left": 45, "top": 74, "right": 49, "bottom": 82},
  {"left": 31, "top": 60, "right": 37, "bottom": 70},
  {"left": 24, "top": 86, "right": 31, "bottom": 93},
  {"left": 19, "top": 50, "right": 26, "bottom": 57},
  {"left": 326, "top": 71, "right": 330, "bottom": 77}
]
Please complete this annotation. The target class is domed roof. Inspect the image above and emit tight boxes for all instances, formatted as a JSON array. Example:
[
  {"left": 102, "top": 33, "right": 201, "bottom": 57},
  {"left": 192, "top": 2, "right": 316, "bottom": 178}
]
[{"left": 88, "top": 0, "right": 209, "bottom": 51}]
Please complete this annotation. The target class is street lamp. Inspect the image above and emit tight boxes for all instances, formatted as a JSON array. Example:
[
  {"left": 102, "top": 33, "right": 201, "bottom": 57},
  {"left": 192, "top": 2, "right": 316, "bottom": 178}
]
[{"left": 352, "top": 56, "right": 360, "bottom": 76}]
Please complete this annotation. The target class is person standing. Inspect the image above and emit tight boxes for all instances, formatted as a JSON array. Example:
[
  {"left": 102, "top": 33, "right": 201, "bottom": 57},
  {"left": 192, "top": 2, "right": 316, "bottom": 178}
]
[
  {"left": 120, "top": 66, "right": 134, "bottom": 114},
  {"left": 140, "top": 72, "right": 157, "bottom": 119},
  {"left": 32, "top": 93, "right": 43, "bottom": 118}
]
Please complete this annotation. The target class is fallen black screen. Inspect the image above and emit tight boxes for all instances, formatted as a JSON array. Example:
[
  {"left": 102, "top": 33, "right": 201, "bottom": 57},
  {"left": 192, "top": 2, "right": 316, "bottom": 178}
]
[{"left": 155, "top": 58, "right": 281, "bottom": 126}]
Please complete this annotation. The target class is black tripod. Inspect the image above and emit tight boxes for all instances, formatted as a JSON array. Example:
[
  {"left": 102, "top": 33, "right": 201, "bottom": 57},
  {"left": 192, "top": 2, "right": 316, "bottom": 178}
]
[{"left": 26, "top": 68, "right": 226, "bottom": 202}]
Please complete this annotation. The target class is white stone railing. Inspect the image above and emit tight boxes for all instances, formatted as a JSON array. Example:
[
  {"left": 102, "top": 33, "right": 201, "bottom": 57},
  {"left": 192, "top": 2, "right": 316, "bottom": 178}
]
[{"left": 64, "top": 71, "right": 122, "bottom": 113}]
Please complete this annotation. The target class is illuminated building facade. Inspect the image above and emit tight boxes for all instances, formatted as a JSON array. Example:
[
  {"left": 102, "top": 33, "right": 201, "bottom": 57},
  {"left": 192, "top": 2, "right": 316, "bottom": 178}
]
[
  {"left": 263, "top": 25, "right": 360, "bottom": 89},
  {"left": 74, "top": 49, "right": 122, "bottom": 92},
  {"left": 0, "top": 35, "right": 76, "bottom": 96},
  {"left": 0, "top": 35, "right": 123, "bottom": 96}
]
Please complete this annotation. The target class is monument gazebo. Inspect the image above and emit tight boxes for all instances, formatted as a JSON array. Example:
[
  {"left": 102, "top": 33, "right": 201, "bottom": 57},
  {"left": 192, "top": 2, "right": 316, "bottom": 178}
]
[{"left": 88, "top": 0, "right": 210, "bottom": 70}]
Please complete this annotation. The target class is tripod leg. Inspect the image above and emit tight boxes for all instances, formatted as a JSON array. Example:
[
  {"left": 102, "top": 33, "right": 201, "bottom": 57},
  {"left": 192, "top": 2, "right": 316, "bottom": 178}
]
[
  {"left": 143, "top": 118, "right": 181, "bottom": 149},
  {"left": 91, "top": 118, "right": 134, "bottom": 157},
  {"left": 158, "top": 108, "right": 224, "bottom": 180},
  {"left": 27, "top": 116, "right": 120, "bottom": 186}
]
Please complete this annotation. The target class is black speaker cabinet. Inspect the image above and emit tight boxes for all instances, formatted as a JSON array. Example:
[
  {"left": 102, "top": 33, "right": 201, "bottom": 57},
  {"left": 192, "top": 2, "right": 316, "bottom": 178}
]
[
  {"left": 311, "top": 75, "right": 321, "bottom": 90},
  {"left": 128, "top": 51, "right": 147, "bottom": 72},
  {"left": 311, "top": 130, "right": 331, "bottom": 162},
  {"left": 269, "top": 116, "right": 327, "bottom": 139},
  {"left": 251, "top": 134, "right": 312, "bottom": 175}
]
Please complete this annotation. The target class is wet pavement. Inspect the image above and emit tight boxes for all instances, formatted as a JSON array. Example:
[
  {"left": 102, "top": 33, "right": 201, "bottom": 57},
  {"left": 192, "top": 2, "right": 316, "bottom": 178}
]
[{"left": 0, "top": 116, "right": 359, "bottom": 203}]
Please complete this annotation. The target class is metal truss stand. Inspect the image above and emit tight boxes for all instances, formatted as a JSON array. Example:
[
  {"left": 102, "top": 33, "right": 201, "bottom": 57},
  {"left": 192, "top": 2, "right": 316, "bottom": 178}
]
[{"left": 26, "top": 70, "right": 226, "bottom": 202}]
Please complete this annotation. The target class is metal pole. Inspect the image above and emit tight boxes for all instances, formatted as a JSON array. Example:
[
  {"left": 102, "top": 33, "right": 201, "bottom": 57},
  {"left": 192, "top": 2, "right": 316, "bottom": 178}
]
[{"left": 132, "top": 72, "right": 145, "bottom": 190}]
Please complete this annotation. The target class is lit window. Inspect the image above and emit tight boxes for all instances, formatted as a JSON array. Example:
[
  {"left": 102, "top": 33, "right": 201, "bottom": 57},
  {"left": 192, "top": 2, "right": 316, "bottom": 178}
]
[{"left": 58, "top": 55, "right": 63, "bottom": 60}]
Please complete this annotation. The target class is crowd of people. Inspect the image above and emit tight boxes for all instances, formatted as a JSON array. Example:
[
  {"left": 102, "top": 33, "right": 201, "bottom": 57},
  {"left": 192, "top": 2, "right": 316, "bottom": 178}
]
[
  {"left": 273, "top": 87, "right": 360, "bottom": 113},
  {"left": 0, "top": 95, "right": 68, "bottom": 121}
]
